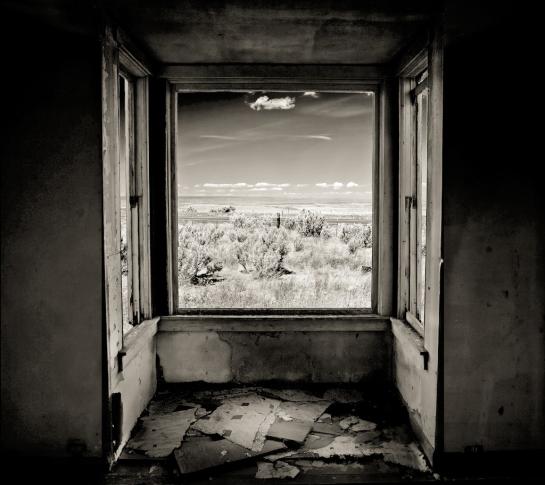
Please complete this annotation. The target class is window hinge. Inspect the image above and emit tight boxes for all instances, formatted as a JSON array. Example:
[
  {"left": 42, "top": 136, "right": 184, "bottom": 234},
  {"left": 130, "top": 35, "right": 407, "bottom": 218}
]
[
  {"left": 129, "top": 195, "right": 140, "bottom": 208},
  {"left": 405, "top": 195, "right": 416, "bottom": 210}
]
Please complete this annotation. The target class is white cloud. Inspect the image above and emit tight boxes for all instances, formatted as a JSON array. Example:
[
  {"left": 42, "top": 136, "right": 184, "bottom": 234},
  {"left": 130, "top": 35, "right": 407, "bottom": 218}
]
[
  {"left": 303, "top": 91, "right": 319, "bottom": 98},
  {"left": 249, "top": 95, "right": 295, "bottom": 111},
  {"left": 316, "top": 182, "right": 344, "bottom": 190},
  {"left": 249, "top": 187, "right": 284, "bottom": 192},
  {"left": 346, "top": 181, "right": 359, "bottom": 188},
  {"left": 296, "top": 183, "right": 308, "bottom": 187}
]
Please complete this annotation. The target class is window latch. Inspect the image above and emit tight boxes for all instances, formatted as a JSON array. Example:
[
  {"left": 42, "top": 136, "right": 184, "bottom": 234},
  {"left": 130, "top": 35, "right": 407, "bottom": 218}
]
[
  {"left": 129, "top": 195, "right": 140, "bottom": 208},
  {"left": 420, "top": 349, "right": 429, "bottom": 370},
  {"left": 117, "top": 349, "right": 127, "bottom": 372},
  {"left": 405, "top": 196, "right": 415, "bottom": 210}
]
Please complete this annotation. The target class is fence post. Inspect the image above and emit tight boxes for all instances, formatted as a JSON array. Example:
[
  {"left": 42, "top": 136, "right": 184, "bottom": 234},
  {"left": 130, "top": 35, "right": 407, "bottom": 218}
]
[{"left": 276, "top": 212, "right": 281, "bottom": 228}]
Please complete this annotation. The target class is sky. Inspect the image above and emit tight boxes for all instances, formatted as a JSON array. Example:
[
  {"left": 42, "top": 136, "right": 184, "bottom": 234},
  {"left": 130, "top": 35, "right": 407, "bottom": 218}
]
[{"left": 177, "top": 91, "right": 374, "bottom": 201}]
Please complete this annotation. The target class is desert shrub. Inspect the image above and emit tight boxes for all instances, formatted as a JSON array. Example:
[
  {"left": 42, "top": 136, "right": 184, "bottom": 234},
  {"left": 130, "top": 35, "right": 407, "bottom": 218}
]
[
  {"left": 295, "top": 210, "right": 325, "bottom": 237},
  {"left": 339, "top": 224, "right": 372, "bottom": 252},
  {"left": 210, "top": 205, "right": 236, "bottom": 214},
  {"left": 230, "top": 213, "right": 267, "bottom": 231},
  {"left": 320, "top": 224, "right": 334, "bottom": 240},
  {"left": 234, "top": 239, "right": 251, "bottom": 272},
  {"left": 178, "top": 225, "right": 224, "bottom": 285},
  {"left": 283, "top": 217, "right": 298, "bottom": 231},
  {"left": 233, "top": 227, "right": 290, "bottom": 278},
  {"left": 228, "top": 229, "right": 248, "bottom": 243},
  {"left": 183, "top": 206, "right": 197, "bottom": 214}
]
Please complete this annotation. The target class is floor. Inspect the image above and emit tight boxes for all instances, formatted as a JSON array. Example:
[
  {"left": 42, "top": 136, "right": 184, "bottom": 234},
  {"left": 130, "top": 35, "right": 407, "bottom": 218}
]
[{"left": 106, "top": 384, "right": 436, "bottom": 484}]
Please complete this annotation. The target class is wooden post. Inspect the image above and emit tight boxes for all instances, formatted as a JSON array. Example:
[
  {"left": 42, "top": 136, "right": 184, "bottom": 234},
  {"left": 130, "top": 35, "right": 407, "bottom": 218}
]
[{"left": 276, "top": 212, "right": 281, "bottom": 228}]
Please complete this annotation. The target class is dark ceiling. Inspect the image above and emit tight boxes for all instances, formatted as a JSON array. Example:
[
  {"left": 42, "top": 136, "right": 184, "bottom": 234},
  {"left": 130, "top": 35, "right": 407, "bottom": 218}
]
[{"left": 108, "top": 0, "right": 437, "bottom": 65}]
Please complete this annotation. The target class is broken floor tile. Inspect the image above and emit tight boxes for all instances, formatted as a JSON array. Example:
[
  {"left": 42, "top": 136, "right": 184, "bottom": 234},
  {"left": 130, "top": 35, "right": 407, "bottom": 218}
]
[
  {"left": 174, "top": 437, "right": 286, "bottom": 475},
  {"left": 276, "top": 400, "right": 332, "bottom": 423},
  {"left": 126, "top": 408, "right": 198, "bottom": 458},
  {"left": 192, "top": 393, "right": 281, "bottom": 451},
  {"left": 311, "top": 421, "right": 343, "bottom": 436},
  {"left": 255, "top": 460, "right": 300, "bottom": 479},
  {"left": 339, "top": 416, "right": 377, "bottom": 432},
  {"left": 302, "top": 433, "right": 336, "bottom": 450},
  {"left": 266, "top": 419, "right": 313, "bottom": 445}
]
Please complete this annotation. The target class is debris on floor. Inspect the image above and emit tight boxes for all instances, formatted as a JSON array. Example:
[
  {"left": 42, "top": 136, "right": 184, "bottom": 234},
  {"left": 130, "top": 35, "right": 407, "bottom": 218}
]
[
  {"left": 125, "top": 407, "right": 200, "bottom": 458},
  {"left": 121, "top": 386, "right": 432, "bottom": 481},
  {"left": 192, "top": 393, "right": 281, "bottom": 451},
  {"left": 255, "top": 460, "right": 300, "bottom": 479},
  {"left": 173, "top": 436, "right": 286, "bottom": 474}
]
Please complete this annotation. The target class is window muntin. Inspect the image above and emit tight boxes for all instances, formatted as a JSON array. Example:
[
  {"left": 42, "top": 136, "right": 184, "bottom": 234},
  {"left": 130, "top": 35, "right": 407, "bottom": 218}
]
[{"left": 175, "top": 90, "right": 375, "bottom": 310}]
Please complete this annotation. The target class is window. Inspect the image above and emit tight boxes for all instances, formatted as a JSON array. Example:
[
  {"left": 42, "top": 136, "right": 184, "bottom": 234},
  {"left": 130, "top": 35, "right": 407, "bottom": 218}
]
[
  {"left": 102, "top": 32, "right": 152, "bottom": 380},
  {"left": 399, "top": 58, "right": 435, "bottom": 334},
  {"left": 174, "top": 90, "right": 376, "bottom": 310}
]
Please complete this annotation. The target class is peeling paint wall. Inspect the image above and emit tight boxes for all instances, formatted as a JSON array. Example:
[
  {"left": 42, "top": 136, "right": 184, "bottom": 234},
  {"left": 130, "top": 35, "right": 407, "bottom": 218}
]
[
  {"left": 157, "top": 329, "right": 390, "bottom": 384},
  {"left": 442, "top": 14, "right": 545, "bottom": 452},
  {"left": 112, "top": 321, "right": 158, "bottom": 454},
  {"left": 0, "top": 16, "right": 104, "bottom": 456}
]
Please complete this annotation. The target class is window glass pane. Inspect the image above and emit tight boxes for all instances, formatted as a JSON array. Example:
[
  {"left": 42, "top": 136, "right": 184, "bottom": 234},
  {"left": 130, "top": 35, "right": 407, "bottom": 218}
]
[
  {"left": 176, "top": 91, "right": 374, "bottom": 309},
  {"left": 416, "top": 89, "right": 428, "bottom": 322},
  {"left": 119, "top": 75, "right": 131, "bottom": 332}
]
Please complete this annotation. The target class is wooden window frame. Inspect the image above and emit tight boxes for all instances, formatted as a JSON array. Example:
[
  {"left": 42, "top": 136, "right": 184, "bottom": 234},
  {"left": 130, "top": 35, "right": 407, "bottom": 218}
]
[
  {"left": 397, "top": 38, "right": 443, "bottom": 343},
  {"left": 160, "top": 65, "right": 396, "bottom": 318},
  {"left": 102, "top": 28, "right": 152, "bottom": 385}
]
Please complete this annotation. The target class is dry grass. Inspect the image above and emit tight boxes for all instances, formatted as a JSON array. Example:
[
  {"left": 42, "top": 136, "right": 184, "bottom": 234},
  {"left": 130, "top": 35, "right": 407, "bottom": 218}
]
[{"left": 177, "top": 216, "right": 372, "bottom": 309}]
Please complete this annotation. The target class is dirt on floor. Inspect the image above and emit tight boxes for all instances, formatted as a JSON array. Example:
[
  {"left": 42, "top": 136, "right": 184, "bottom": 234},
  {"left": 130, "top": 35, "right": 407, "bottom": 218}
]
[{"left": 109, "top": 385, "right": 435, "bottom": 484}]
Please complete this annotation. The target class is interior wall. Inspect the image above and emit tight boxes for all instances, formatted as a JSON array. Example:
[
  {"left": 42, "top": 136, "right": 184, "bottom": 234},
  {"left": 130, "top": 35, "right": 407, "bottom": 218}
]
[
  {"left": 442, "top": 13, "right": 544, "bottom": 452},
  {"left": 0, "top": 15, "right": 104, "bottom": 457},
  {"left": 157, "top": 319, "right": 391, "bottom": 385}
]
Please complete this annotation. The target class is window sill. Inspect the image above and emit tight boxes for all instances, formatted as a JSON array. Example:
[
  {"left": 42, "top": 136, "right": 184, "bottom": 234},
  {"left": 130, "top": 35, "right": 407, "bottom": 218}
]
[
  {"left": 120, "top": 317, "right": 159, "bottom": 369},
  {"left": 159, "top": 314, "right": 389, "bottom": 332}
]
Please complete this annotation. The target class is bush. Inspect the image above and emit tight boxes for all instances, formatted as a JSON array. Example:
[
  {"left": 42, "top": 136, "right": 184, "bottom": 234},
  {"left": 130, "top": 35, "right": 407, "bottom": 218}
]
[
  {"left": 295, "top": 210, "right": 325, "bottom": 237},
  {"left": 320, "top": 224, "right": 334, "bottom": 240},
  {"left": 178, "top": 225, "right": 224, "bottom": 284},
  {"left": 232, "top": 226, "right": 290, "bottom": 278},
  {"left": 230, "top": 213, "right": 267, "bottom": 231},
  {"left": 339, "top": 224, "right": 372, "bottom": 252},
  {"left": 283, "top": 217, "right": 298, "bottom": 231}
]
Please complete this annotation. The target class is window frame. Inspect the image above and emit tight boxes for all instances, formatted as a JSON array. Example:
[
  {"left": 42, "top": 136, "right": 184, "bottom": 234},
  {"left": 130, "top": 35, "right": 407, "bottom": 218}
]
[
  {"left": 397, "top": 39, "right": 443, "bottom": 341},
  {"left": 161, "top": 65, "right": 396, "bottom": 317},
  {"left": 102, "top": 29, "right": 152, "bottom": 385}
]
